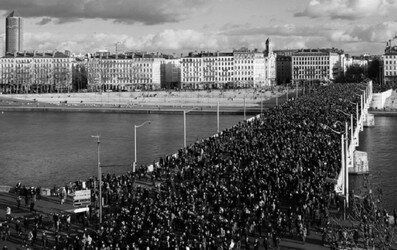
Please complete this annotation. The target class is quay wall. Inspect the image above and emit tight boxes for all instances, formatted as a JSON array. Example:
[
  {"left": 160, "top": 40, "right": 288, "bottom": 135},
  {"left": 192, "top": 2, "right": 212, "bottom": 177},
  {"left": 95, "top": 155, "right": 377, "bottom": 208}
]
[
  {"left": 0, "top": 106, "right": 261, "bottom": 115},
  {"left": 371, "top": 89, "right": 393, "bottom": 110}
]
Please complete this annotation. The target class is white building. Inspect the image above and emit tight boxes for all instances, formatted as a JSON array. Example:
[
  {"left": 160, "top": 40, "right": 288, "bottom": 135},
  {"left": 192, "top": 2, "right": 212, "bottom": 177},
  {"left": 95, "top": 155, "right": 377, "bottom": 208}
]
[
  {"left": 0, "top": 51, "right": 73, "bottom": 93},
  {"left": 292, "top": 48, "right": 345, "bottom": 83},
  {"left": 383, "top": 36, "right": 397, "bottom": 85},
  {"left": 344, "top": 55, "right": 369, "bottom": 71},
  {"left": 180, "top": 38, "right": 276, "bottom": 89},
  {"left": 87, "top": 52, "right": 165, "bottom": 91}
]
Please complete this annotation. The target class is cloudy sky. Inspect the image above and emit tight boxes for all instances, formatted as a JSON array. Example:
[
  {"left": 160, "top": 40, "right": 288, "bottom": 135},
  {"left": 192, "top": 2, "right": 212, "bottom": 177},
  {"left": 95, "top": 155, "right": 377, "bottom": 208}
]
[{"left": 0, "top": 0, "right": 395, "bottom": 55}]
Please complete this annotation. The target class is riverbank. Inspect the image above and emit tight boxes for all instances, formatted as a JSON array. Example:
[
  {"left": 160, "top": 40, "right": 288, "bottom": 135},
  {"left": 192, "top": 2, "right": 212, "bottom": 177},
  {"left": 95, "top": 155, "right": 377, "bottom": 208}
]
[
  {"left": 0, "top": 105, "right": 262, "bottom": 115},
  {"left": 2, "top": 88, "right": 286, "bottom": 108},
  {"left": 0, "top": 90, "right": 290, "bottom": 115}
]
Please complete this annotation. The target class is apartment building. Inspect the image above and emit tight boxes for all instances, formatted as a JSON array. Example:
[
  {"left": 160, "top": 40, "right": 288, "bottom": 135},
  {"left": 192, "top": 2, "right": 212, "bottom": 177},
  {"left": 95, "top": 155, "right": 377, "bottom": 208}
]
[
  {"left": 292, "top": 48, "right": 345, "bottom": 83},
  {"left": 0, "top": 51, "right": 73, "bottom": 93},
  {"left": 86, "top": 52, "right": 165, "bottom": 91}
]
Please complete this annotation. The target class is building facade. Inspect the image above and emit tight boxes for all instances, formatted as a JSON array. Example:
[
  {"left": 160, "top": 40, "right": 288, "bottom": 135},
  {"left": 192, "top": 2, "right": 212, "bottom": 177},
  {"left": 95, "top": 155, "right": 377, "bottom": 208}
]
[
  {"left": 276, "top": 55, "right": 292, "bottom": 85},
  {"left": 292, "top": 48, "right": 345, "bottom": 83},
  {"left": 0, "top": 51, "right": 73, "bottom": 93},
  {"left": 161, "top": 58, "right": 181, "bottom": 89},
  {"left": 344, "top": 55, "right": 369, "bottom": 70},
  {"left": 180, "top": 38, "right": 276, "bottom": 89},
  {"left": 383, "top": 36, "right": 397, "bottom": 86},
  {"left": 5, "top": 11, "right": 23, "bottom": 55},
  {"left": 87, "top": 52, "right": 165, "bottom": 91}
]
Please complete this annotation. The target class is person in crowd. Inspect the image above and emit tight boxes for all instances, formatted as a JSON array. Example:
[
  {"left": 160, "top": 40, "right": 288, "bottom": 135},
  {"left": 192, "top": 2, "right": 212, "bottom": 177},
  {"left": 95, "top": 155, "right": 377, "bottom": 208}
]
[{"left": 16, "top": 195, "right": 21, "bottom": 209}]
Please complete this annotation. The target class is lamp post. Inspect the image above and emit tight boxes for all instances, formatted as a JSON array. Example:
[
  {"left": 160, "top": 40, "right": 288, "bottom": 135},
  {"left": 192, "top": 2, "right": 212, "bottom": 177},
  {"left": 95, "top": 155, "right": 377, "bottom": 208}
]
[
  {"left": 217, "top": 101, "right": 220, "bottom": 133},
  {"left": 286, "top": 86, "right": 289, "bottom": 101},
  {"left": 91, "top": 135, "right": 102, "bottom": 224},
  {"left": 133, "top": 121, "right": 151, "bottom": 173},
  {"left": 336, "top": 109, "right": 350, "bottom": 117},
  {"left": 320, "top": 121, "right": 349, "bottom": 212},
  {"left": 260, "top": 99, "right": 263, "bottom": 115},
  {"left": 184, "top": 107, "right": 196, "bottom": 148},
  {"left": 243, "top": 97, "right": 246, "bottom": 120},
  {"left": 345, "top": 122, "right": 349, "bottom": 208}
]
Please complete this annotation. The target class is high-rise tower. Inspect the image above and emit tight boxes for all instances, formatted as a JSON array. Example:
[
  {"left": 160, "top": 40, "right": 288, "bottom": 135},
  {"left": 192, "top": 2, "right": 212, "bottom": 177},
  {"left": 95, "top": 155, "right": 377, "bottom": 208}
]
[{"left": 5, "top": 11, "right": 23, "bottom": 54}]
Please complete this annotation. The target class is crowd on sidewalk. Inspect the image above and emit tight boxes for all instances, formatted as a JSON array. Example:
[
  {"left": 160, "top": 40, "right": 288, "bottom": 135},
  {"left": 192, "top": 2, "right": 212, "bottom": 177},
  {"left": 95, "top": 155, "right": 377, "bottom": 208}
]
[{"left": 2, "top": 82, "right": 394, "bottom": 249}]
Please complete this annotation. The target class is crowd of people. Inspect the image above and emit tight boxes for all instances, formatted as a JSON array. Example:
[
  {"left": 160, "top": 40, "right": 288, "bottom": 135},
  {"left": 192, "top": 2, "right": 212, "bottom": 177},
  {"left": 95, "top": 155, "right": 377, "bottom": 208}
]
[{"left": 2, "top": 81, "right": 394, "bottom": 249}]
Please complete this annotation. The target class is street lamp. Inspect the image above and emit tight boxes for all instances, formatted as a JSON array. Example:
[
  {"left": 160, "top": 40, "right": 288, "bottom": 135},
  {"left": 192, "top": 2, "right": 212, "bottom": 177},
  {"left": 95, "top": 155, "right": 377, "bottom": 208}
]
[
  {"left": 320, "top": 122, "right": 349, "bottom": 216},
  {"left": 217, "top": 101, "right": 220, "bottom": 133},
  {"left": 91, "top": 134, "right": 102, "bottom": 224},
  {"left": 183, "top": 107, "right": 196, "bottom": 148},
  {"left": 133, "top": 121, "right": 151, "bottom": 173},
  {"left": 335, "top": 109, "right": 351, "bottom": 117},
  {"left": 243, "top": 97, "right": 246, "bottom": 120}
]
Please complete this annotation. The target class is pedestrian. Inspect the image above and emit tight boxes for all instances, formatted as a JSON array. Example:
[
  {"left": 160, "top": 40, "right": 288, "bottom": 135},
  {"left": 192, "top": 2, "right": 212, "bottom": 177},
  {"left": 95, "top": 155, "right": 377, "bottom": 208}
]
[
  {"left": 16, "top": 195, "right": 21, "bottom": 209},
  {"left": 23, "top": 217, "right": 29, "bottom": 232},
  {"left": 27, "top": 230, "right": 33, "bottom": 246},
  {"left": 66, "top": 214, "right": 71, "bottom": 232},
  {"left": 29, "top": 201, "right": 35, "bottom": 212},
  {"left": 5, "top": 207, "right": 11, "bottom": 221},
  {"left": 42, "top": 231, "right": 47, "bottom": 248},
  {"left": 15, "top": 218, "right": 22, "bottom": 237}
]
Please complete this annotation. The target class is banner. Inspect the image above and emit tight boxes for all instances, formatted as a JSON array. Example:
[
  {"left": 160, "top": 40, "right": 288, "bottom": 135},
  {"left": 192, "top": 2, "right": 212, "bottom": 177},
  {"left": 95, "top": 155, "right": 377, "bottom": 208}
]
[
  {"left": 73, "top": 190, "right": 91, "bottom": 207},
  {"left": 74, "top": 190, "right": 91, "bottom": 201}
]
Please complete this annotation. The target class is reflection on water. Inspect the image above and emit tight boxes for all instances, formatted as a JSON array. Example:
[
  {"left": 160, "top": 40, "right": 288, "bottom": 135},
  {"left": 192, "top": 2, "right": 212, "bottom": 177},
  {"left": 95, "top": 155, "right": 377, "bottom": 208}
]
[{"left": 0, "top": 112, "right": 242, "bottom": 187}]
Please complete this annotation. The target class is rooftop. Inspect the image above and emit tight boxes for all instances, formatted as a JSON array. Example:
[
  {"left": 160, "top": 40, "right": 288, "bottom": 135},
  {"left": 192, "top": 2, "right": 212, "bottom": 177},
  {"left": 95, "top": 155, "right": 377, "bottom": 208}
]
[
  {"left": 90, "top": 51, "right": 174, "bottom": 59},
  {"left": 3, "top": 51, "right": 71, "bottom": 58},
  {"left": 293, "top": 48, "right": 344, "bottom": 55}
]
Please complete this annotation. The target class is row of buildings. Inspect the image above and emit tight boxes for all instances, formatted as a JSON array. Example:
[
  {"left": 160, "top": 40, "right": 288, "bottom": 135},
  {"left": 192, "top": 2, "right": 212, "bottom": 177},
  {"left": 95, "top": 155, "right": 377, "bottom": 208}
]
[
  {"left": 0, "top": 39, "right": 277, "bottom": 93},
  {"left": 0, "top": 46, "right": 372, "bottom": 93}
]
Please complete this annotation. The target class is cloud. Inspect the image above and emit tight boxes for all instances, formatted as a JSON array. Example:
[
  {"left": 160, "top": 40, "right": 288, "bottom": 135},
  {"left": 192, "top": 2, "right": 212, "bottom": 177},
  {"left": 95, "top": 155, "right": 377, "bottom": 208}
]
[
  {"left": 18, "top": 29, "right": 231, "bottom": 54},
  {"left": 11, "top": 20, "right": 396, "bottom": 56},
  {"left": 296, "top": 0, "right": 396, "bottom": 20},
  {"left": 348, "top": 22, "right": 397, "bottom": 43},
  {"left": 222, "top": 23, "right": 330, "bottom": 38},
  {"left": 36, "top": 17, "right": 52, "bottom": 25},
  {"left": 0, "top": 0, "right": 211, "bottom": 25}
]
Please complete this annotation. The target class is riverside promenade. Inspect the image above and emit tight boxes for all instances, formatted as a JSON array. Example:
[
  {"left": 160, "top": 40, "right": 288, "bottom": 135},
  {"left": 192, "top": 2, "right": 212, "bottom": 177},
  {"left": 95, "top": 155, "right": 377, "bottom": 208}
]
[
  {"left": 1, "top": 82, "right": 397, "bottom": 249},
  {"left": 0, "top": 88, "right": 291, "bottom": 115}
]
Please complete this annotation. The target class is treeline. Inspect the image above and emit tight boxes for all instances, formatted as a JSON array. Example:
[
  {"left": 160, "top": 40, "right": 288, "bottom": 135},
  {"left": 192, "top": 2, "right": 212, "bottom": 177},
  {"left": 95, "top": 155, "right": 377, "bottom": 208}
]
[{"left": 336, "top": 58, "right": 397, "bottom": 92}]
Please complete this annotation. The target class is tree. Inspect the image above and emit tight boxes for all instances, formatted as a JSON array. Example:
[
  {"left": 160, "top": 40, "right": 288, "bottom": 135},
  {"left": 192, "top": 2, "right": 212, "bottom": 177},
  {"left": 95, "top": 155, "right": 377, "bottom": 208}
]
[
  {"left": 335, "top": 64, "right": 366, "bottom": 83},
  {"left": 367, "top": 57, "right": 381, "bottom": 84}
]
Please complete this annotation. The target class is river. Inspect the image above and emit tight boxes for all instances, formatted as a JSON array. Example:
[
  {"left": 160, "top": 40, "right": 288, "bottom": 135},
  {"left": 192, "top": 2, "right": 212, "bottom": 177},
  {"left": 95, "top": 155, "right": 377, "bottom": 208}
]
[
  {"left": 0, "top": 112, "right": 242, "bottom": 187},
  {"left": 358, "top": 116, "right": 397, "bottom": 211}
]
